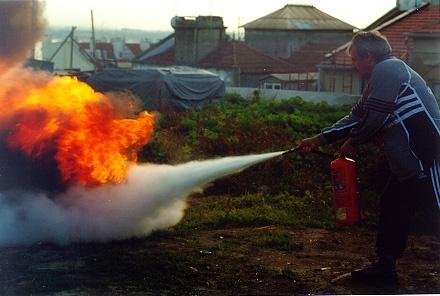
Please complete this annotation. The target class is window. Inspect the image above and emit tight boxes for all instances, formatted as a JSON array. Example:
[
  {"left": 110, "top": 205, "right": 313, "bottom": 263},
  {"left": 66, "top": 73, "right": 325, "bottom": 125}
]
[{"left": 263, "top": 82, "right": 282, "bottom": 90}]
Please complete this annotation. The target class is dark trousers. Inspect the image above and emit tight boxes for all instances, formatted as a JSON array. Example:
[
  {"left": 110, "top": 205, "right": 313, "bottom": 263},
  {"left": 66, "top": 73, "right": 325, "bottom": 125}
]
[{"left": 376, "top": 174, "right": 440, "bottom": 259}]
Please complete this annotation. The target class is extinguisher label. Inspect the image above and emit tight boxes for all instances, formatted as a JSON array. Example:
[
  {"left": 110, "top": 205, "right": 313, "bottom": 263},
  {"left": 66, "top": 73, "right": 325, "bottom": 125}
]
[
  {"left": 331, "top": 172, "right": 346, "bottom": 192},
  {"left": 335, "top": 208, "right": 347, "bottom": 221}
]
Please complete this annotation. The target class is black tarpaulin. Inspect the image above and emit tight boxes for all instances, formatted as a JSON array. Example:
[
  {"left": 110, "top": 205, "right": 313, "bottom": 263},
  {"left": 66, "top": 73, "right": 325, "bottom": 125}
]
[{"left": 86, "top": 67, "right": 225, "bottom": 111}]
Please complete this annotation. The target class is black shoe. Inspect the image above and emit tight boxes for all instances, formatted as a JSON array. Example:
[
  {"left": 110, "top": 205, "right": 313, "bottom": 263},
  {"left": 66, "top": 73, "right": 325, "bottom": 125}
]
[{"left": 351, "top": 258, "right": 397, "bottom": 283}]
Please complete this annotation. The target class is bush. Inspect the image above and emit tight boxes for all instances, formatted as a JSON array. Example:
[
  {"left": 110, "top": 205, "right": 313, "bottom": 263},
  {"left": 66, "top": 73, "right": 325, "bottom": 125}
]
[{"left": 140, "top": 95, "right": 387, "bottom": 226}]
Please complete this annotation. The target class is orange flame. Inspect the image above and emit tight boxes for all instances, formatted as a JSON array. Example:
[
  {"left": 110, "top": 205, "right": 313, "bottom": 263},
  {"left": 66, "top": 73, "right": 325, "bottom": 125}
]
[{"left": 0, "top": 69, "right": 155, "bottom": 187}]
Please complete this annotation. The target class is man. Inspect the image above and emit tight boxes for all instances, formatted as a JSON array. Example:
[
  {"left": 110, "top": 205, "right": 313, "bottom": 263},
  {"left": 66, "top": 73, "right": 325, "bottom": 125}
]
[{"left": 297, "top": 31, "right": 440, "bottom": 282}]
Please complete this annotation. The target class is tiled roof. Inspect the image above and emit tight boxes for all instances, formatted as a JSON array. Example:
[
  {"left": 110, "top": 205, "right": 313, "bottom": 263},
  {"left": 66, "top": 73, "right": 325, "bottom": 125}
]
[
  {"left": 321, "top": 3, "right": 439, "bottom": 66},
  {"left": 242, "top": 4, "right": 355, "bottom": 31},
  {"left": 198, "top": 41, "right": 294, "bottom": 74},
  {"left": 284, "top": 42, "right": 345, "bottom": 72},
  {"left": 134, "top": 33, "right": 175, "bottom": 62},
  {"left": 79, "top": 42, "right": 115, "bottom": 60},
  {"left": 126, "top": 43, "right": 142, "bottom": 56},
  {"left": 136, "top": 46, "right": 175, "bottom": 66}
]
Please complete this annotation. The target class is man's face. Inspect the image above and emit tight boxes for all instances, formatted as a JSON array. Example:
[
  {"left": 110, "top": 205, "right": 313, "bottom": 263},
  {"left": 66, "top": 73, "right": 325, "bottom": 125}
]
[{"left": 349, "top": 47, "right": 376, "bottom": 80}]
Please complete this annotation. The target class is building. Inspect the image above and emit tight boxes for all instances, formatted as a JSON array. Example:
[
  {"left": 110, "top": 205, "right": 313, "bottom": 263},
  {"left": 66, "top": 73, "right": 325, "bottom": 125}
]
[
  {"left": 241, "top": 4, "right": 355, "bottom": 90},
  {"left": 134, "top": 6, "right": 357, "bottom": 90},
  {"left": 242, "top": 5, "right": 355, "bottom": 60},
  {"left": 318, "top": 0, "right": 440, "bottom": 97},
  {"left": 42, "top": 37, "right": 97, "bottom": 72}
]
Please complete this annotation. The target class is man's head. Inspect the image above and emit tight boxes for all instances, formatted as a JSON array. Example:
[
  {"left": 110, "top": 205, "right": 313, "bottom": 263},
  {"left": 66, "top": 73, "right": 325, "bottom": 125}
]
[{"left": 347, "top": 31, "right": 392, "bottom": 80}]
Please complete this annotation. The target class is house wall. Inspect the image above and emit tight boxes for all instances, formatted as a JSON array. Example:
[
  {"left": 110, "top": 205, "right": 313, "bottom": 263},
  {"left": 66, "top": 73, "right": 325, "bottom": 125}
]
[
  {"left": 260, "top": 76, "right": 317, "bottom": 91},
  {"left": 42, "top": 40, "right": 95, "bottom": 71},
  {"left": 244, "top": 30, "right": 352, "bottom": 59},
  {"left": 226, "top": 87, "right": 359, "bottom": 105},
  {"left": 318, "top": 67, "right": 362, "bottom": 95},
  {"left": 409, "top": 36, "right": 440, "bottom": 99}
]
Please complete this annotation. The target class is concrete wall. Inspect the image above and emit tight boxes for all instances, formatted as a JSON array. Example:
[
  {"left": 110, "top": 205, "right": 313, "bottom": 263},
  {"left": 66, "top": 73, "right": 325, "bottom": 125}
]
[
  {"left": 319, "top": 67, "right": 362, "bottom": 95},
  {"left": 244, "top": 30, "right": 352, "bottom": 59},
  {"left": 42, "top": 40, "right": 95, "bottom": 71},
  {"left": 172, "top": 16, "right": 225, "bottom": 65},
  {"left": 226, "top": 86, "right": 359, "bottom": 105}
]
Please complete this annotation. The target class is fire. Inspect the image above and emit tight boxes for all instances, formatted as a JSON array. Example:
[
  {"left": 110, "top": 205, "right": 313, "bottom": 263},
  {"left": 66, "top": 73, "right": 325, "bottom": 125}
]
[{"left": 0, "top": 69, "right": 155, "bottom": 187}]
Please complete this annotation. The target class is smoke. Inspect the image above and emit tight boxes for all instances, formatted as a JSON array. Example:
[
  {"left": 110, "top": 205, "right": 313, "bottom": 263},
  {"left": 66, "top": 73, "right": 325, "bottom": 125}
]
[
  {"left": 0, "top": 151, "right": 284, "bottom": 246},
  {"left": 0, "top": 0, "right": 47, "bottom": 73}
]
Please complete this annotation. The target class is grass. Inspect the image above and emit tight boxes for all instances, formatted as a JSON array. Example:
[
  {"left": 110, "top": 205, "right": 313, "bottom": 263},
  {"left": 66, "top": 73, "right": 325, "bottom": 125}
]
[{"left": 174, "top": 191, "right": 335, "bottom": 232}]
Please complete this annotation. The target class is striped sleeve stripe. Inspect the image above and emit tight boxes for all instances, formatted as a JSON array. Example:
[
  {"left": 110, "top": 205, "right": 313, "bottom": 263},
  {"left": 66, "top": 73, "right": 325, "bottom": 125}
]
[
  {"left": 322, "top": 121, "right": 358, "bottom": 134},
  {"left": 396, "top": 100, "right": 422, "bottom": 114},
  {"left": 396, "top": 93, "right": 417, "bottom": 104},
  {"left": 430, "top": 161, "right": 440, "bottom": 207},
  {"left": 398, "top": 104, "right": 423, "bottom": 117},
  {"left": 396, "top": 97, "right": 418, "bottom": 109}
]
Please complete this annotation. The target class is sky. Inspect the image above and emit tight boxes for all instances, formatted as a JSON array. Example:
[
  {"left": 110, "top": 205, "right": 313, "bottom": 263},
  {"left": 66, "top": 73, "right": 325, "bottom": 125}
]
[{"left": 44, "top": 0, "right": 397, "bottom": 32}]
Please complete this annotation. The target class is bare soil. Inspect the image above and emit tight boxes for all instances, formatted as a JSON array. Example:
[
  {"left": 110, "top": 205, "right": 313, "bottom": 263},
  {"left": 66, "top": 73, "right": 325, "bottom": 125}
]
[{"left": 0, "top": 225, "right": 439, "bottom": 295}]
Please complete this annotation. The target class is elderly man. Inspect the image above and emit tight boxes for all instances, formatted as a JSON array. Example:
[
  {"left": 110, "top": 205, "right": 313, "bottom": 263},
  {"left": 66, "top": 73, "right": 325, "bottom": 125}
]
[{"left": 298, "top": 31, "right": 440, "bottom": 282}]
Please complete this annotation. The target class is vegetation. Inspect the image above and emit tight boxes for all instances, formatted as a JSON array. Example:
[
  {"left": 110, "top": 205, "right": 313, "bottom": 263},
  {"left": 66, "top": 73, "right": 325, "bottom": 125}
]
[{"left": 140, "top": 94, "right": 389, "bottom": 230}]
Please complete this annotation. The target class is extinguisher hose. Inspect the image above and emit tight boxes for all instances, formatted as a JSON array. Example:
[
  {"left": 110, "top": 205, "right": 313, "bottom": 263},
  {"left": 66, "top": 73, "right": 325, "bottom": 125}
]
[{"left": 283, "top": 147, "right": 334, "bottom": 157}]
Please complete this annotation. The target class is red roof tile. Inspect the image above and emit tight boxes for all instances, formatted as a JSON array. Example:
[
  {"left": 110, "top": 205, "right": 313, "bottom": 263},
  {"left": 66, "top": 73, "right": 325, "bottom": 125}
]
[
  {"left": 79, "top": 42, "right": 115, "bottom": 60},
  {"left": 284, "top": 42, "right": 345, "bottom": 72},
  {"left": 126, "top": 43, "right": 142, "bottom": 56},
  {"left": 198, "top": 41, "right": 294, "bottom": 74},
  {"left": 136, "top": 46, "right": 175, "bottom": 66}
]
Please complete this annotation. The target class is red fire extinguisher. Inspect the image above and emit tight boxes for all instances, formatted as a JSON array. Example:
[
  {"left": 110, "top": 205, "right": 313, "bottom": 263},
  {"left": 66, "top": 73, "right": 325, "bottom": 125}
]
[{"left": 330, "top": 156, "right": 360, "bottom": 226}]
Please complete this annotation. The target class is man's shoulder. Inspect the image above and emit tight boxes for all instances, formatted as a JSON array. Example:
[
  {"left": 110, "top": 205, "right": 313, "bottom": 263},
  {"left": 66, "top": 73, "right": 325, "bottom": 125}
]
[
  {"left": 375, "top": 57, "right": 406, "bottom": 72},
  {"left": 372, "top": 58, "right": 408, "bottom": 82}
]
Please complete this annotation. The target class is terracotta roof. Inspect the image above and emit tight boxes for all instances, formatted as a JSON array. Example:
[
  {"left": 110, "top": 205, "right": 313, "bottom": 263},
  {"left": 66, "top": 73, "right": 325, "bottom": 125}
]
[
  {"left": 242, "top": 4, "right": 355, "bottom": 31},
  {"left": 198, "top": 41, "right": 294, "bottom": 74},
  {"left": 126, "top": 43, "right": 142, "bottom": 56},
  {"left": 134, "top": 33, "right": 175, "bottom": 62},
  {"left": 284, "top": 42, "right": 345, "bottom": 72},
  {"left": 135, "top": 46, "right": 175, "bottom": 66},
  {"left": 320, "top": 3, "right": 439, "bottom": 66},
  {"left": 79, "top": 42, "right": 115, "bottom": 60}
]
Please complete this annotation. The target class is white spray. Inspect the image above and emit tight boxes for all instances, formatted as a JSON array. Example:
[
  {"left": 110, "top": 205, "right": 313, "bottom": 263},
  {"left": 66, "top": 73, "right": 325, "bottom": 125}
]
[{"left": 0, "top": 151, "right": 284, "bottom": 246}]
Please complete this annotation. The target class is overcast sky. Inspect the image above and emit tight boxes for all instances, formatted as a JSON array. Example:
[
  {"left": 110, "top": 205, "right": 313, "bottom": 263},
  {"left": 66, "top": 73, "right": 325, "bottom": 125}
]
[{"left": 44, "top": 0, "right": 397, "bottom": 31}]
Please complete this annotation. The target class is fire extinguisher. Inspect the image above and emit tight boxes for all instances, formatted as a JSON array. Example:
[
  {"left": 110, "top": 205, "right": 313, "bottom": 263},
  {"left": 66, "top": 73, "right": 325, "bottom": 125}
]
[{"left": 330, "top": 156, "right": 360, "bottom": 225}]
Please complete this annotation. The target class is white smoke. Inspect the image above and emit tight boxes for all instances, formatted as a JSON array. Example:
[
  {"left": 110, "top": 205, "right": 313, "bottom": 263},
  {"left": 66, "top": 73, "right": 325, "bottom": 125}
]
[{"left": 0, "top": 151, "right": 284, "bottom": 246}]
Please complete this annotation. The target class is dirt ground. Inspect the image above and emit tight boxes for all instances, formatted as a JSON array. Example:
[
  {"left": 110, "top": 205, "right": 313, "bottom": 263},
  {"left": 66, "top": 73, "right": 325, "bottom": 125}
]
[{"left": 0, "top": 225, "right": 439, "bottom": 295}]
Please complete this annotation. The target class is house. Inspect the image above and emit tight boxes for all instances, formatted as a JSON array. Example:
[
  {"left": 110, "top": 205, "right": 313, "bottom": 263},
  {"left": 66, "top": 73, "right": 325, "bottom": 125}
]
[
  {"left": 79, "top": 39, "right": 143, "bottom": 69},
  {"left": 197, "top": 41, "right": 295, "bottom": 87},
  {"left": 318, "top": 0, "right": 440, "bottom": 97},
  {"left": 242, "top": 5, "right": 355, "bottom": 60},
  {"left": 259, "top": 73, "right": 319, "bottom": 91},
  {"left": 241, "top": 4, "right": 355, "bottom": 90},
  {"left": 133, "top": 7, "right": 357, "bottom": 90},
  {"left": 42, "top": 37, "right": 98, "bottom": 72}
]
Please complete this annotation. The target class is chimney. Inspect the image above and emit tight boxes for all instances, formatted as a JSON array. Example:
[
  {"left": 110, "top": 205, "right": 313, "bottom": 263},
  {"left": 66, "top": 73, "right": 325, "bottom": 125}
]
[{"left": 171, "top": 15, "right": 226, "bottom": 65}]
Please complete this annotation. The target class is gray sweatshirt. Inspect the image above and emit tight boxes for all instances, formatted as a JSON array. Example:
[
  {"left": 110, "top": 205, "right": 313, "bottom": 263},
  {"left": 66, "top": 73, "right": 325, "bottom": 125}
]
[{"left": 319, "top": 57, "right": 440, "bottom": 204}]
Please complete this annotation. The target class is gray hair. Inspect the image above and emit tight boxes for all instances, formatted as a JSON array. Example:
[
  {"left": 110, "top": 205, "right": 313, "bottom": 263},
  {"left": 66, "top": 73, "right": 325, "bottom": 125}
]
[{"left": 347, "top": 31, "right": 392, "bottom": 60}]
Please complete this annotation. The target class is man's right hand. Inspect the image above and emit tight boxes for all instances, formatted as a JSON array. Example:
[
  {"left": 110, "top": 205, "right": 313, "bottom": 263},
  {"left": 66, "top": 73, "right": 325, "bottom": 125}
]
[{"left": 296, "top": 135, "right": 323, "bottom": 154}]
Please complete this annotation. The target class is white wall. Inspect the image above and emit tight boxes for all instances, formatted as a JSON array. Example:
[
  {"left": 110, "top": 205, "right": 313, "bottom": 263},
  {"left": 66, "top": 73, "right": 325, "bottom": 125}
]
[{"left": 42, "top": 40, "right": 95, "bottom": 71}]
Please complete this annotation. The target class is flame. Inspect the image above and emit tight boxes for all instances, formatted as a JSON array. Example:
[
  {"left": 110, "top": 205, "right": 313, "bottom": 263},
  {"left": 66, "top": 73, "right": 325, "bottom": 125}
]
[{"left": 0, "top": 69, "right": 155, "bottom": 187}]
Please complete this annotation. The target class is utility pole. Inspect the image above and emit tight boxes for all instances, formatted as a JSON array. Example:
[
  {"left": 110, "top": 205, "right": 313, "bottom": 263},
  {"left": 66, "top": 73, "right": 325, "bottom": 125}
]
[
  {"left": 69, "top": 26, "right": 76, "bottom": 69},
  {"left": 91, "top": 10, "right": 96, "bottom": 60},
  {"left": 30, "top": 0, "right": 37, "bottom": 59}
]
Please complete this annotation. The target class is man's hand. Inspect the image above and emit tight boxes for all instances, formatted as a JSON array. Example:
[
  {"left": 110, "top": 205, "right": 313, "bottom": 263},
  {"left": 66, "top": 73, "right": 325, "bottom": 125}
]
[
  {"left": 339, "top": 139, "right": 357, "bottom": 158},
  {"left": 297, "top": 135, "right": 322, "bottom": 154}
]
